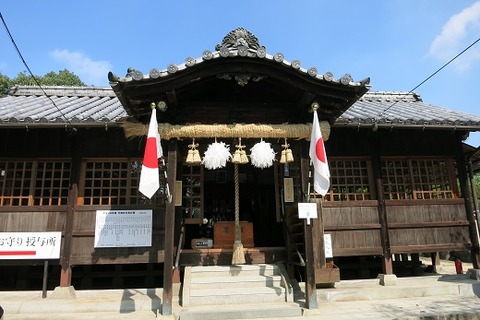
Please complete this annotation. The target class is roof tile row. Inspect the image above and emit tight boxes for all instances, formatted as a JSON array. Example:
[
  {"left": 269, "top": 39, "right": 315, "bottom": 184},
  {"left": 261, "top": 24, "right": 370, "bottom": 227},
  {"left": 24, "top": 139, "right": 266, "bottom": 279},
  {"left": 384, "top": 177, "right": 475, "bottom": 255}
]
[{"left": 0, "top": 86, "right": 479, "bottom": 130}]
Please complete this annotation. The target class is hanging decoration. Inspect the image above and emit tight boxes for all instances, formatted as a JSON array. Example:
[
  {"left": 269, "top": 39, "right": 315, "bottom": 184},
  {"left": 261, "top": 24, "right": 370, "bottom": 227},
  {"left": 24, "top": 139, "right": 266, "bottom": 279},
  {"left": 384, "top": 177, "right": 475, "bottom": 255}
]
[
  {"left": 279, "top": 138, "right": 294, "bottom": 163},
  {"left": 250, "top": 139, "right": 276, "bottom": 169},
  {"left": 185, "top": 138, "right": 202, "bottom": 165},
  {"left": 231, "top": 163, "right": 245, "bottom": 265},
  {"left": 202, "top": 139, "right": 231, "bottom": 170},
  {"left": 232, "top": 138, "right": 249, "bottom": 164}
]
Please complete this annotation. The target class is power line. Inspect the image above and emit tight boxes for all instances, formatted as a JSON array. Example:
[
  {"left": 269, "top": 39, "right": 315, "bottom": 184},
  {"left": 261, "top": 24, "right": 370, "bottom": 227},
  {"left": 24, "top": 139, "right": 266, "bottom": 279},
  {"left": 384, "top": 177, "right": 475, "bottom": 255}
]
[
  {"left": 0, "top": 11, "right": 74, "bottom": 130},
  {"left": 377, "top": 35, "right": 480, "bottom": 119}
]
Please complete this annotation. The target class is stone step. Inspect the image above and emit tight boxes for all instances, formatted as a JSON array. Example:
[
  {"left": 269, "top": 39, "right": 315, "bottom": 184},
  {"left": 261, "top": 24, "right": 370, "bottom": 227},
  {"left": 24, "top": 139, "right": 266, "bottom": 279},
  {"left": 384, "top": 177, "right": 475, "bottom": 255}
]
[
  {"left": 189, "top": 286, "right": 287, "bottom": 305},
  {"left": 190, "top": 274, "right": 283, "bottom": 288},
  {"left": 6, "top": 311, "right": 158, "bottom": 319},
  {"left": 179, "top": 302, "right": 303, "bottom": 320},
  {"left": 1, "top": 287, "right": 166, "bottom": 315},
  {"left": 299, "top": 274, "right": 480, "bottom": 303},
  {"left": 190, "top": 264, "right": 280, "bottom": 278}
]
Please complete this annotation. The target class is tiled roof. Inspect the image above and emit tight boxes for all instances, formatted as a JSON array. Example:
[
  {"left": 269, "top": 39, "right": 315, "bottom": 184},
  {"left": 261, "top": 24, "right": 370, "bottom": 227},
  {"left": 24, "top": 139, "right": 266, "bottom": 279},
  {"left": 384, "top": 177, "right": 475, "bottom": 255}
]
[
  {"left": 0, "top": 86, "right": 125, "bottom": 127},
  {"left": 108, "top": 27, "right": 368, "bottom": 89},
  {"left": 1, "top": 86, "right": 480, "bottom": 131},
  {"left": 338, "top": 91, "right": 480, "bottom": 130}
]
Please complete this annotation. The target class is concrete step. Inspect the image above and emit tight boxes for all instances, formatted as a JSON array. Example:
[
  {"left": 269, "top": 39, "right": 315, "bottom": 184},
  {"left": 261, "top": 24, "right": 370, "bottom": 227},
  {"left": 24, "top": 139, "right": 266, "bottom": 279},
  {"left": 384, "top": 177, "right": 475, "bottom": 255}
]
[
  {"left": 190, "top": 274, "right": 283, "bottom": 288},
  {"left": 1, "top": 287, "right": 167, "bottom": 315},
  {"left": 179, "top": 302, "right": 303, "bottom": 320},
  {"left": 183, "top": 264, "right": 293, "bottom": 306},
  {"left": 6, "top": 310, "right": 158, "bottom": 320},
  {"left": 190, "top": 264, "right": 280, "bottom": 277},
  {"left": 314, "top": 275, "right": 480, "bottom": 303},
  {"left": 189, "top": 286, "right": 287, "bottom": 305}
]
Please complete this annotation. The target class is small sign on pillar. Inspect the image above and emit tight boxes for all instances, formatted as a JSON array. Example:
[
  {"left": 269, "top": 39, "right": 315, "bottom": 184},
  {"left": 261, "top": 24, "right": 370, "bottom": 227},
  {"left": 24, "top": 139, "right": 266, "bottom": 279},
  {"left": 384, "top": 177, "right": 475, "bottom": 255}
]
[{"left": 298, "top": 202, "right": 318, "bottom": 225}]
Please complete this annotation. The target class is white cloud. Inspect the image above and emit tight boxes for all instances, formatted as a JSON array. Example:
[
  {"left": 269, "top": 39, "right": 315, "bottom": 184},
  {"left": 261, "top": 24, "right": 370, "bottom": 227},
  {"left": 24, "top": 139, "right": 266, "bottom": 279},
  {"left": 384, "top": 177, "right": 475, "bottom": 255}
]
[
  {"left": 428, "top": 1, "right": 480, "bottom": 71},
  {"left": 50, "top": 49, "right": 112, "bottom": 86},
  {"left": 0, "top": 62, "right": 7, "bottom": 74}
]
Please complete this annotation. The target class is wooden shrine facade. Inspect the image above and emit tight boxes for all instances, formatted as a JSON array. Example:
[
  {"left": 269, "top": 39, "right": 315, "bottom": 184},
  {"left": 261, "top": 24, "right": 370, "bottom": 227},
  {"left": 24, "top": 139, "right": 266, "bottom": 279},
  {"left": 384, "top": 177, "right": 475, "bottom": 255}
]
[{"left": 0, "top": 28, "right": 480, "bottom": 313}]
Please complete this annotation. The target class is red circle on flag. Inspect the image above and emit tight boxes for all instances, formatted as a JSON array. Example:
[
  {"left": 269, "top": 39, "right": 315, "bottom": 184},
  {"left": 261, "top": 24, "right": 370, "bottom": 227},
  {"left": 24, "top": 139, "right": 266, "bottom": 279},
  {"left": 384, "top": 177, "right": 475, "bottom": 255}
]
[{"left": 316, "top": 138, "right": 326, "bottom": 163}]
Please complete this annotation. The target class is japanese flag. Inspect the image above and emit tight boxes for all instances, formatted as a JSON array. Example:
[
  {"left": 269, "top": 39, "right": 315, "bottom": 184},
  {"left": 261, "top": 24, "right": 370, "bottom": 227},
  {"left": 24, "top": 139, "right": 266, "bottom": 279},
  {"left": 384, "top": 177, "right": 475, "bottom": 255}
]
[
  {"left": 309, "top": 110, "right": 330, "bottom": 196},
  {"left": 139, "top": 108, "right": 163, "bottom": 198}
]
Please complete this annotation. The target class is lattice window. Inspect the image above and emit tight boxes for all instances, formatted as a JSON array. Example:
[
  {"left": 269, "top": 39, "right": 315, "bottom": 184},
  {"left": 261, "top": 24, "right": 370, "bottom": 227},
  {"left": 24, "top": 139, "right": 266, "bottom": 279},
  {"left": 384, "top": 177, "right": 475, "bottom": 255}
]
[
  {"left": 381, "top": 158, "right": 455, "bottom": 200},
  {"left": 33, "top": 162, "right": 71, "bottom": 206},
  {"left": 410, "top": 159, "right": 454, "bottom": 199},
  {"left": 79, "top": 159, "right": 166, "bottom": 206},
  {"left": 182, "top": 165, "right": 203, "bottom": 224},
  {"left": 381, "top": 160, "right": 411, "bottom": 200},
  {"left": 322, "top": 159, "right": 374, "bottom": 201},
  {"left": 0, "top": 160, "right": 71, "bottom": 206}
]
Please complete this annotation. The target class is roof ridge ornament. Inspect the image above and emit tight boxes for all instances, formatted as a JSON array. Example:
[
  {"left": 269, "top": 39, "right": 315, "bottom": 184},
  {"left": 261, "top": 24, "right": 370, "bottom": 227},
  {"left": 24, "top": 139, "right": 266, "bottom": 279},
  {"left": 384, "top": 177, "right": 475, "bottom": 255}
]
[{"left": 215, "top": 27, "right": 262, "bottom": 51}]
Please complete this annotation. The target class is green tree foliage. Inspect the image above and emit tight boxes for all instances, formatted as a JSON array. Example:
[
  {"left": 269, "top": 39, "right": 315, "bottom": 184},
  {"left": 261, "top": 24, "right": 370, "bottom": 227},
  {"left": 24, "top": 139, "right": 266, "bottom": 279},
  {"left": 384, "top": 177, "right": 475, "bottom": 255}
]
[
  {"left": 475, "top": 175, "right": 480, "bottom": 202},
  {"left": 0, "top": 69, "right": 85, "bottom": 97}
]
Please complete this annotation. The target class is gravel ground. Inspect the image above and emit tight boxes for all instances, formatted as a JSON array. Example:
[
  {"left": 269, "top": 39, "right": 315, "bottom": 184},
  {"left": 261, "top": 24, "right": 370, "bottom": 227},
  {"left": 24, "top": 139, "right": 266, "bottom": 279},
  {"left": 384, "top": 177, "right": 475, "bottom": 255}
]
[{"left": 419, "top": 256, "right": 473, "bottom": 275}]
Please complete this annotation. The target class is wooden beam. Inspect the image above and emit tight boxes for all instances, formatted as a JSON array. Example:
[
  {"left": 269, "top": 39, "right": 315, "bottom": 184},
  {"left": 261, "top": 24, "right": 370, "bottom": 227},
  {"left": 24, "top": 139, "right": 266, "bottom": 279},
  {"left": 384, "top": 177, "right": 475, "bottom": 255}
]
[
  {"left": 60, "top": 134, "right": 81, "bottom": 287},
  {"left": 60, "top": 183, "right": 77, "bottom": 287},
  {"left": 162, "top": 140, "right": 177, "bottom": 316},
  {"left": 372, "top": 148, "right": 393, "bottom": 275},
  {"left": 456, "top": 138, "right": 480, "bottom": 269},
  {"left": 303, "top": 220, "right": 317, "bottom": 309},
  {"left": 312, "top": 199, "right": 326, "bottom": 270}
]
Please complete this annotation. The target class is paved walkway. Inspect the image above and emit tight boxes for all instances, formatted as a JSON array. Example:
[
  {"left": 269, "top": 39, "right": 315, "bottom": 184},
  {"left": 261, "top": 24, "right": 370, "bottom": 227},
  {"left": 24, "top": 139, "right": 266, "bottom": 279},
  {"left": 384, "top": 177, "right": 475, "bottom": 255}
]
[{"left": 1, "top": 259, "right": 480, "bottom": 319}]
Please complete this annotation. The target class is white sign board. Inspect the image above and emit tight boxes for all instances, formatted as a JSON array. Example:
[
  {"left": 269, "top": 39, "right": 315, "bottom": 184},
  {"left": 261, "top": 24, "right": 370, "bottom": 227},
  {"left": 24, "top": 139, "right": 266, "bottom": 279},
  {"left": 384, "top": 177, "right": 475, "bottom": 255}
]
[
  {"left": 0, "top": 232, "right": 62, "bottom": 260},
  {"left": 298, "top": 202, "right": 318, "bottom": 225},
  {"left": 94, "top": 210, "right": 152, "bottom": 248},
  {"left": 324, "top": 234, "right": 333, "bottom": 258}
]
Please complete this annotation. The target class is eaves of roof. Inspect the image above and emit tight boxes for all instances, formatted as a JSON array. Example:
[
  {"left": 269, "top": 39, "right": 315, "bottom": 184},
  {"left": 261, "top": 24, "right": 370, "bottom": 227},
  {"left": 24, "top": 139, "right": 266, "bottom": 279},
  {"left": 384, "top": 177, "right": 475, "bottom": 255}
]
[
  {"left": 334, "top": 91, "right": 480, "bottom": 131},
  {"left": 1, "top": 87, "right": 480, "bottom": 133},
  {"left": 107, "top": 27, "right": 370, "bottom": 123},
  {"left": 0, "top": 86, "right": 127, "bottom": 128}
]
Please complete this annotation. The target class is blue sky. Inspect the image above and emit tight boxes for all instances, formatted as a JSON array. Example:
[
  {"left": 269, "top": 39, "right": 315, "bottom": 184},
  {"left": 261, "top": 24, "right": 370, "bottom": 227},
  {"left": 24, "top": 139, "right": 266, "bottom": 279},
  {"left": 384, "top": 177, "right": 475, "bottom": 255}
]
[{"left": 1, "top": 1, "right": 480, "bottom": 146}]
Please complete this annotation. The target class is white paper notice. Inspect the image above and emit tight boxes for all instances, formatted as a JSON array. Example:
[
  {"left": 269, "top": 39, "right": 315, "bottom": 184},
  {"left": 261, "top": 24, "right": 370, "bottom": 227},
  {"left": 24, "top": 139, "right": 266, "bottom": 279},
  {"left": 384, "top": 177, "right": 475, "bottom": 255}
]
[
  {"left": 94, "top": 210, "right": 152, "bottom": 248},
  {"left": 324, "top": 233, "right": 333, "bottom": 258},
  {"left": 297, "top": 202, "right": 318, "bottom": 225}
]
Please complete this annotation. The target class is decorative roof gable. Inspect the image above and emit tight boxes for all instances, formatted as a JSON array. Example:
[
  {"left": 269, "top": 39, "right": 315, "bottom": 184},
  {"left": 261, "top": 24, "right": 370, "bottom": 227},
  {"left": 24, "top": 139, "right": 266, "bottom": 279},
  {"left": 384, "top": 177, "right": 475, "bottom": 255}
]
[{"left": 108, "top": 28, "right": 370, "bottom": 124}]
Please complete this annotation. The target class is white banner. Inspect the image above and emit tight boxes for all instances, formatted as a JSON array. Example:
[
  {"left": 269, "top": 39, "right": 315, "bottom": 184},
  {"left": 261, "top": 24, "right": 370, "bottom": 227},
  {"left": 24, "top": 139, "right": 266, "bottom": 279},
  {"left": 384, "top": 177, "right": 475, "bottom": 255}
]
[
  {"left": 94, "top": 209, "right": 152, "bottom": 248},
  {"left": 0, "top": 232, "right": 62, "bottom": 260}
]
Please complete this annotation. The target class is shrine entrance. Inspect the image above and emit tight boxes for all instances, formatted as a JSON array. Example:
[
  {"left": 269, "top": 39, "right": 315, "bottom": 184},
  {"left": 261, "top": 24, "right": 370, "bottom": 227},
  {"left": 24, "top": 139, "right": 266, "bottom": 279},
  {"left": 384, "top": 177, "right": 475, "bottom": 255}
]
[{"left": 181, "top": 141, "right": 284, "bottom": 256}]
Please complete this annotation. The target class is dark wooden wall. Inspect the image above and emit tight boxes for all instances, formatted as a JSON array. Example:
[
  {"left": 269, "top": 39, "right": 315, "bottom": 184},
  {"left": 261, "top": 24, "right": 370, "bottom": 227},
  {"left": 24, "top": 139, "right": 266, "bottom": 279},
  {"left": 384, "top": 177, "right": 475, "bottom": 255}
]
[
  {"left": 0, "top": 127, "right": 168, "bottom": 269},
  {"left": 318, "top": 127, "right": 473, "bottom": 259}
]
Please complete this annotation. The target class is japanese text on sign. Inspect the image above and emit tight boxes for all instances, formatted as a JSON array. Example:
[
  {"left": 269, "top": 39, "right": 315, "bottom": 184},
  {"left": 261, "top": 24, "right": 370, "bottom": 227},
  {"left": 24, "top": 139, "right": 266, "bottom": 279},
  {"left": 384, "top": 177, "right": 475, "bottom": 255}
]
[
  {"left": 94, "top": 210, "right": 152, "bottom": 248},
  {"left": 0, "top": 232, "right": 62, "bottom": 260}
]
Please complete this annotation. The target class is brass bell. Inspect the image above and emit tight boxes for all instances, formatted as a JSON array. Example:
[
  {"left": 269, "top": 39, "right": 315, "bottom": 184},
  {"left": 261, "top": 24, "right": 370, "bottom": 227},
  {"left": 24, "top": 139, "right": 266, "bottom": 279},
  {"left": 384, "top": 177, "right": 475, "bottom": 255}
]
[
  {"left": 286, "top": 148, "right": 294, "bottom": 163},
  {"left": 186, "top": 139, "right": 201, "bottom": 165},
  {"left": 192, "top": 149, "right": 202, "bottom": 164},
  {"left": 186, "top": 149, "right": 194, "bottom": 164},
  {"left": 240, "top": 149, "right": 249, "bottom": 164},
  {"left": 280, "top": 150, "right": 287, "bottom": 164},
  {"left": 233, "top": 138, "right": 248, "bottom": 164},
  {"left": 232, "top": 149, "right": 242, "bottom": 164},
  {"left": 281, "top": 138, "right": 294, "bottom": 163}
]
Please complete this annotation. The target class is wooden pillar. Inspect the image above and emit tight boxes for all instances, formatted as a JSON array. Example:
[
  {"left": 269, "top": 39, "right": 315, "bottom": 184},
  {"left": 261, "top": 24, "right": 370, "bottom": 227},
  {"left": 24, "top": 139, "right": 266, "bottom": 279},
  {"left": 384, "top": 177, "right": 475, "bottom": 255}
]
[
  {"left": 300, "top": 150, "right": 317, "bottom": 309},
  {"left": 372, "top": 154, "right": 393, "bottom": 274},
  {"left": 162, "top": 141, "right": 177, "bottom": 315},
  {"left": 312, "top": 200, "right": 325, "bottom": 270},
  {"left": 456, "top": 140, "right": 480, "bottom": 269},
  {"left": 430, "top": 252, "right": 440, "bottom": 273},
  {"left": 303, "top": 220, "right": 318, "bottom": 309},
  {"left": 60, "top": 133, "right": 81, "bottom": 287}
]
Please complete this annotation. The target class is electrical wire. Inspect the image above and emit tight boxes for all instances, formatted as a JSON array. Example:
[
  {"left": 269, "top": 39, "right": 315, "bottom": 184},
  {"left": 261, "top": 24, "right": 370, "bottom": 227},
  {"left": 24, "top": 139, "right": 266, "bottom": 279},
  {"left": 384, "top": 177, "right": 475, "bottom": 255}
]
[
  {"left": 2, "top": 10, "right": 479, "bottom": 129},
  {"left": 377, "top": 35, "right": 480, "bottom": 119},
  {"left": 0, "top": 11, "right": 74, "bottom": 130}
]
